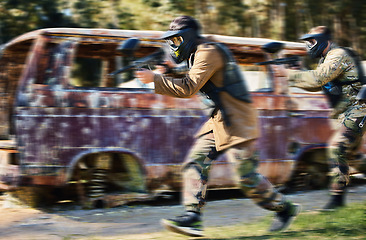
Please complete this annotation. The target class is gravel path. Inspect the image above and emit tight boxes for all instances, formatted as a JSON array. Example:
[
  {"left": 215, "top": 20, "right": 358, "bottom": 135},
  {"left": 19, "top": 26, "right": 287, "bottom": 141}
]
[{"left": 1, "top": 184, "right": 366, "bottom": 240}]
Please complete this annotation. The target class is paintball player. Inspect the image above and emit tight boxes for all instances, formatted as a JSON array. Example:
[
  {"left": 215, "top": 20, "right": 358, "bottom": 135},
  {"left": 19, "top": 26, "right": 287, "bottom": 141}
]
[
  {"left": 136, "top": 15, "right": 300, "bottom": 237},
  {"left": 278, "top": 26, "right": 366, "bottom": 211}
]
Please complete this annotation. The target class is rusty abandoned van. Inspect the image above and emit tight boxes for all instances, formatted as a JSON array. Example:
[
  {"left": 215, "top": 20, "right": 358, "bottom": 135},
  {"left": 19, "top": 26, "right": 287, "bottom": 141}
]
[{"left": 0, "top": 28, "right": 365, "bottom": 207}]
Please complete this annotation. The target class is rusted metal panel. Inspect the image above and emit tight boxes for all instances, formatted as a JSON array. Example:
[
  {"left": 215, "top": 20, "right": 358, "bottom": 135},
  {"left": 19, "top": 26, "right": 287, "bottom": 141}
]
[{"left": 0, "top": 149, "right": 19, "bottom": 190}]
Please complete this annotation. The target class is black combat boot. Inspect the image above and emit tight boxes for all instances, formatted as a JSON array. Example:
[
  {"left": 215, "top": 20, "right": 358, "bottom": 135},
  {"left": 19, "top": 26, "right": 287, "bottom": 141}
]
[
  {"left": 269, "top": 202, "right": 301, "bottom": 232},
  {"left": 322, "top": 193, "right": 345, "bottom": 211},
  {"left": 161, "top": 211, "right": 203, "bottom": 237}
]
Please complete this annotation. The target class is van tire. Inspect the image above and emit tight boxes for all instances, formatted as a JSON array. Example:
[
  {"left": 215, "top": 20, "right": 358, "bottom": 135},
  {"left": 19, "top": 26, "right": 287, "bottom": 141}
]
[{"left": 286, "top": 149, "right": 330, "bottom": 192}]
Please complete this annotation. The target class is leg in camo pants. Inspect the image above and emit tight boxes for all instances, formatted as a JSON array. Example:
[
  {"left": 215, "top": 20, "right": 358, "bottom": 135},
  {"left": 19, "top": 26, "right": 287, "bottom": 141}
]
[
  {"left": 182, "top": 131, "right": 287, "bottom": 213},
  {"left": 325, "top": 115, "right": 366, "bottom": 209}
]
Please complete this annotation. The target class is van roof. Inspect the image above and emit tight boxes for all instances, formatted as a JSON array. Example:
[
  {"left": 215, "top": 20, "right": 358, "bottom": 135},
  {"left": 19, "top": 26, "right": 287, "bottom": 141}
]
[{"left": 4, "top": 28, "right": 305, "bottom": 51}]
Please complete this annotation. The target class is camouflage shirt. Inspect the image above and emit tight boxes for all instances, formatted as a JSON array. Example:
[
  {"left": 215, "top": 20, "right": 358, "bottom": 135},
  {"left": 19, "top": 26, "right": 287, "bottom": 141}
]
[{"left": 288, "top": 43, "right": 366, "bottom": 119}]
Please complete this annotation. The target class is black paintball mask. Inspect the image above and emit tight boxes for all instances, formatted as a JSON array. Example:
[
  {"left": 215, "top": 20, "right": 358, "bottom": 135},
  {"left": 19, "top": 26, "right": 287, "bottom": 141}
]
[
  {"left": 300, "top": 32, "right": 331, "bottom": 59},
  {"left": 161, "top": 16, "right": 201, "bottom": 64}
]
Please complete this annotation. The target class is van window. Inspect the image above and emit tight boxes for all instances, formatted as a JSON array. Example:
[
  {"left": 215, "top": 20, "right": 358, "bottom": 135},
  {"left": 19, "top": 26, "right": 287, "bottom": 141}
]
[
  {"left": 68, "top": 43, "right": 160, "bottom": 88},
  {"left": 34, "top": 40, "right": 149, "bottom": 88},
  {"left": 70, "top": 57, "right": 103, "bottom": 87},
  {"left": 69, "top": 43, "right": 117, "bottom": 88},
  {"left": 241, "top": 65, "right": 272, "bottom": 92}
]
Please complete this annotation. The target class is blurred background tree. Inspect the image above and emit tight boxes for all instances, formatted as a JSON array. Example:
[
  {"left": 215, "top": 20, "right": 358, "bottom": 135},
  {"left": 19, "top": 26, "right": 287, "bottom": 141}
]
[{"left": 0, "top": 0, "right": 365, "bottom": 58}]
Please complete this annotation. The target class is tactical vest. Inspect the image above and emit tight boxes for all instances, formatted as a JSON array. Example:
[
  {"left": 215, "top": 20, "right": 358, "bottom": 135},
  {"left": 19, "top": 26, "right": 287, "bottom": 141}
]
[
  {"left": 199, "top": 42, "right": 252, "bottom": 126},
  {"left": 322, "top": 47, "right": 365, "bottom": 107}
]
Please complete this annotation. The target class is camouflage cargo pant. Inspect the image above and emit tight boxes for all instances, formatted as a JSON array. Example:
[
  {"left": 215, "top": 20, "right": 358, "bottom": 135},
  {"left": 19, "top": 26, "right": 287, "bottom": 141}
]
[
  {"left": 182, "top": 131, "right": 286, "bottom": 213},
  {"left": 328, "top": 114, "right": 366, "bottom": 195}
]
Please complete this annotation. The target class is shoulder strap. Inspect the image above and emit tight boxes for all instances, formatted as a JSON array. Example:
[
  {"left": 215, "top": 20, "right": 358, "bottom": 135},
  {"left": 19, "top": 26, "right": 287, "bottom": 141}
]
[
  {"left": 207, "top": 42, "right": 252, "bottom": 103},
  {"left": 340, "top": 47, "right": 365, "bottom": 85},
  {"left": 208, "top": 42, "right": 236, "bottom": 63}
]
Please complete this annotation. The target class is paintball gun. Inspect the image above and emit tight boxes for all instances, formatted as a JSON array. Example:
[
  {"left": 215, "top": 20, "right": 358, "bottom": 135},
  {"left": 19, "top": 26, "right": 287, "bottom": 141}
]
[
  {"left": 256, "top": 42, "right": 300, "bottom": 67},
  {"left": 110, "top": 38, "right": 165, "bottom": 76}
]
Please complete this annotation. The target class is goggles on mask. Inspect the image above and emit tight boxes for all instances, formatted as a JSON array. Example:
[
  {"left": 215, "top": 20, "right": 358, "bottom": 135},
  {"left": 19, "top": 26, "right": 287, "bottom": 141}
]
[
  {"left": 300, "top": 32, "right": 330, "bottom": 59},
  {"left": 305, "top": 39, "right": 317, "bottom": 49},
  {"left": 166, "top": 36, "right": 184, "bottom": 49},
  {"left": 166, "top": 36, "right": 184, "bottom": 48},
  {"left": 161, "top": 28, "right": 198, "bottom": 64}
]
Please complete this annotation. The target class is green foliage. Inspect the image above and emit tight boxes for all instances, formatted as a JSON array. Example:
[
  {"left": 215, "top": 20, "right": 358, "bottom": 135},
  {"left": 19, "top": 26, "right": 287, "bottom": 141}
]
[
  {"left": 167, "top": 0, "right": 196, "bottom": 16},
  {"left": 142, "top": 0, "right": 162, "bottom": 8},
  {"left": 214, "top": 0, "right": 248, "bottom": 36},
  {"left": 72, "top": 0, "right": 103, "bottom": 27},
  {"left": 0, "top": 0, "right": 66, "bottom": 42},
  {"left": 0, "top": 0, "right": 366, "bottom": 58}
]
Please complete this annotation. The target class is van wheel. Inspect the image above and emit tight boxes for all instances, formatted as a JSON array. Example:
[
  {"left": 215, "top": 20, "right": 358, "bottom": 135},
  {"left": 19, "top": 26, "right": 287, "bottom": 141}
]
[
  {"left": 287, "top": 150, "right": 330, "bottom": 192},
  {"left": 67, "top": 152, "right": 147, "bottom": 208},
  {"left": 67, "top": 159, "right": 96, "bottom": 208},
  {"left": 292, "top": 163, "right": 329, "bottom": 191}
]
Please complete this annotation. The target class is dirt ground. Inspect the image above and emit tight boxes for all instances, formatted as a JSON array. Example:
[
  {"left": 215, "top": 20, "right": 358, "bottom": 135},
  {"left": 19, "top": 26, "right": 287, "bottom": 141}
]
[{"left": 1, "top": 183, "right": 366, "bottom": 240}]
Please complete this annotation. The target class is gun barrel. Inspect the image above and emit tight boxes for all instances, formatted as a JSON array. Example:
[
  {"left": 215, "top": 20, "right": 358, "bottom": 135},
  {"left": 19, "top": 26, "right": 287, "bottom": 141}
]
[
  {"left": 109, "top": 49, "right": 164, "bottom": 76},
  {"left": 134, "top": 49, "right": 164, "bottom": 65},
  {"left": 255, "top": 60, "right": 275, "bottom": 65},
  {"left": 109, "top": 65, "right": 135, "bottom": 76},
  {"left": 255, "top": 56, "right": 299, "bottom": 66}
]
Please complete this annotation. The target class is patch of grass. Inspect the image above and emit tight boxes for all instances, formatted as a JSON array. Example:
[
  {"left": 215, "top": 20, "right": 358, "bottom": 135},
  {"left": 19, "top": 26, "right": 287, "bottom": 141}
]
[{"left": 83, "top": 201, "right": 366, "bottom": 240}]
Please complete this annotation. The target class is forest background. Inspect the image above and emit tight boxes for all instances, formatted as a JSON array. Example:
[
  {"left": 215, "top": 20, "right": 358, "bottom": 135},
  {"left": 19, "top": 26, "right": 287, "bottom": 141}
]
[{"left": 0, "top": 0, "right": 365, "bottom": 58}]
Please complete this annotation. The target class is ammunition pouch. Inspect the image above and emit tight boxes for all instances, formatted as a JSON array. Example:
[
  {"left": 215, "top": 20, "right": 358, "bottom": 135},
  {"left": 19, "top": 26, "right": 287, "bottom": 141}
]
[
  {"left": 200, "top": 43, "right": 252, "bottom": 126},
  {"left": 322, "top": 81, "right": 344, "bottom": 108}
]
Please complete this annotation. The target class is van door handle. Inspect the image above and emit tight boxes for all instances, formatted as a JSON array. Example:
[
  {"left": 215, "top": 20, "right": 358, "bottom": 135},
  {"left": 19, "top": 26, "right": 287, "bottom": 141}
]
[{"left": 288, "top": 112, "right": 305, "bottom": 117}]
